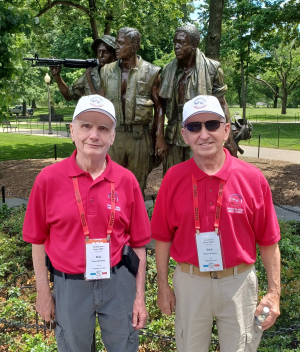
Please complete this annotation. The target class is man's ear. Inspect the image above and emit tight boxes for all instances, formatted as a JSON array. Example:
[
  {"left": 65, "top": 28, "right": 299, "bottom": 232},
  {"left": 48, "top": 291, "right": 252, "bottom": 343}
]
[
  {"left": 70, "top": 122, "right": 75, "bottom": 141},
  {"left": 181, "top": 127, "right": 189, "bottom": 145}
]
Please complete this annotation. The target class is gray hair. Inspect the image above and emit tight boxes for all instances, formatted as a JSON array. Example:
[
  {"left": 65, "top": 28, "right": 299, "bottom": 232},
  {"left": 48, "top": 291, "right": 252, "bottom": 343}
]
[
  {"left": 118, "top": 27, "right": 141, "bottom": 51},
  {"left": 175, "top": 25, "right": 200, "bottom": 47}
]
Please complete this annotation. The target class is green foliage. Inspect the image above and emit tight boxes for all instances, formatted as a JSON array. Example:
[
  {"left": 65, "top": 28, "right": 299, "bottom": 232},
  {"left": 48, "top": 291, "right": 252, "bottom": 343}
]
[
  {"left": 0, "top": 206, "right": 32, "bottom": 285},
  {"left": 0, "top": 1, "right": 32, "bottom": 116},
  {"left": 10, "top": 333, "right": 57, "bottom": 352},
  {"left": 257, "top": 221, "right": 300, "bottom": 351}
]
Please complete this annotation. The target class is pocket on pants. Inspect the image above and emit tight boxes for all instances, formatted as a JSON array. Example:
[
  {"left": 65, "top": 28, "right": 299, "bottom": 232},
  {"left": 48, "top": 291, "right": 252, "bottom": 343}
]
[
  {"left": 127, "top": 311, "right": 139, "bottom": 352},
  {"left": 175, "top": 317, "right": 184, "bottom": 352},
  {"left": 132, "top": 125, "right": 144, "bottom": 140},
  {"left": 244, "top": 324, "right": 263, "bottom": 352},
  {"left": 54, "top": 323, "right": 68, "bottom": 352}
]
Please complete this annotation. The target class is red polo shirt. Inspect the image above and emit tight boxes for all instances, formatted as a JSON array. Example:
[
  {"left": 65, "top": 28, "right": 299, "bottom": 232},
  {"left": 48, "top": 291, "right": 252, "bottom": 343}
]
[
  {"left": 23, "top": 151, "right": 151, "bottom": 274},
  {"left": 151, "top": 149, "right": 280, "bottom": 269}
]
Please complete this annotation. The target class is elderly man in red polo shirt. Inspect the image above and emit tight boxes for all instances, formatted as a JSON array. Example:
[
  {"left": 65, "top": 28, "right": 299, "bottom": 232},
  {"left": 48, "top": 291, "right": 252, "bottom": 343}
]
[
  {"left": 23, "top": 95, "right": 150, "bottom": 352},
  {"left": 151, "top": 95, "right": 281, "bottom": 352}
]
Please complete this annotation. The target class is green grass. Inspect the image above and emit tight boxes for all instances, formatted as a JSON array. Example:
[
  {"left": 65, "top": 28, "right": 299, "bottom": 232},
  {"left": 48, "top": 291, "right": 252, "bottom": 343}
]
[
  {"left": 7, "top": 106, "right": 75, "bottom": 121},
  {"left": 229, "top": 107, "right": 300, "bottom": 122},
  {"left": 239, "top": 123, "right": 300, "bottom": 150},
  {"left": 0, "top": 134, "right": 75, "bottom": 161}
]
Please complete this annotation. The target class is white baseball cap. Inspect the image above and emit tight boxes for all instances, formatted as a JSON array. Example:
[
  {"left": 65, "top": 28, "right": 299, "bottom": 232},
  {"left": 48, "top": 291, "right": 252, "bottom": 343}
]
[
  {"left": 73, "top": 95, "right": 116, "bottom": 123},
  {"left": 182, "top": 95, "right": 225, "bottom": 126}
]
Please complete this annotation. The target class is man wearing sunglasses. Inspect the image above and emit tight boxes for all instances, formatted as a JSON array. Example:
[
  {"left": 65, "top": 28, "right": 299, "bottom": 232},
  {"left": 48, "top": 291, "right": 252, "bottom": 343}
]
[{"left": 151, "top": 95, "right": 281, "bottom": 352}]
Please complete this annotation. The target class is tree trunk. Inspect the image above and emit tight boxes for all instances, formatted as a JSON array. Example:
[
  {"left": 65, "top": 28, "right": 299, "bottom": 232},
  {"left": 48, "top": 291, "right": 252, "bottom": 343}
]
[
  {"left": 274, "top": 86, "right": 279, "bottom": 108},
  {"left": 237, "top": 87, "right": 242, "bottom": 108},
  {"left": 22, "top": 100, "right": 27, "bottom": 116},
  {"left": 241, "top": 59, "right": 246, "bottom": 123},
  {"left": 51, "top": 104, "right": 56, "bottom": 115},
  {"left": 89, "top": 0, "right": 98, "bottom": 39},
  {"left": 32, "top": 99, "right": 37, "bottom": 109},
  {"left": 281, "top": 90, "right": 287, "bottom": 114},
  {"left": 274, "top": 95, "right": 277, "bottom": 108},
  {"left": 104, "top": 11, "right": 113, "bottom": 35},
  {"left": 182, "top": 3, "right": 188, "bottom": 24},
  {"left": 205, "top": 0, "right": 225, "bottom": 61}
]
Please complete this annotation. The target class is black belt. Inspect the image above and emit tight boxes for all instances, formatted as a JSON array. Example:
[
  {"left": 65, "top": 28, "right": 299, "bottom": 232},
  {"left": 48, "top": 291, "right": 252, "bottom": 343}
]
[{"left": 50, "top": 261, "right": 124, "bottom": 280}]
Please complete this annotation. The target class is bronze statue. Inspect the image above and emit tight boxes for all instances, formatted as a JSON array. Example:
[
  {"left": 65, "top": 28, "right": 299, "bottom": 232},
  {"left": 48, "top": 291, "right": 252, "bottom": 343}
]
[
  {"left": 159, "top": 25, "right": 235, "bottom": 175},
  {"left": 100, "top": 27, "right": 167, "bottom": 194},
  {"left": 50, "top": 35, "right": 116, "bottom": 101}
]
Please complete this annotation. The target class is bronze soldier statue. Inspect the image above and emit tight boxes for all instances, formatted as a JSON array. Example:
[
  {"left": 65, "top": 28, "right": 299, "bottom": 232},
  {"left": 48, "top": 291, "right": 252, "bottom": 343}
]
[
  {"left": 100, "top": 27, "right": 167, "bottom": 194},
  {"left": 50, "top": 35, "right": 116, "bottom": 100},
  {"left": 159, "top": 25, "right": 235, "bottom": 175}
]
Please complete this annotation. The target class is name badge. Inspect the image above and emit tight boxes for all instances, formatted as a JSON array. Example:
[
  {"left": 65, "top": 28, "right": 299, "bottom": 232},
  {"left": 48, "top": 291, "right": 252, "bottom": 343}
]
[
  {"left": 85, "top": 239, "right": 110, "bottom": 280},
  {"left": 196, "top": 232, "right": 224, "bottom": 272}
]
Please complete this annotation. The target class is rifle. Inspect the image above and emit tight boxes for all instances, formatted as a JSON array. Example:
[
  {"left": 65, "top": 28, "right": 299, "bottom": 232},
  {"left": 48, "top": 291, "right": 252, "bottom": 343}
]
[{"left": 23, "top": 53, "right": 98, "bottom": 69}]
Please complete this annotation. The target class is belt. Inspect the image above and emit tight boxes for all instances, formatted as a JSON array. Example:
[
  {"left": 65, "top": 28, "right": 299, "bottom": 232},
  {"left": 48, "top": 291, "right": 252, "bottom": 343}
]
[
  {"left": 179, "top": 262, "right": 254, "bottom": 279},
  {"left": 51, "top": 261, "right": 123, "bottom": 280},
  {"left": 116, "top": 124, "right": 149, "bottom": 132}
]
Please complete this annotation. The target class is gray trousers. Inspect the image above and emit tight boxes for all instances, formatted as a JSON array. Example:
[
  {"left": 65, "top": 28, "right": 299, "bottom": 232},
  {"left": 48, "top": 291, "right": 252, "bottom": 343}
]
[{"left": 53, "top": 265, "right": 139, "bottom": 352}]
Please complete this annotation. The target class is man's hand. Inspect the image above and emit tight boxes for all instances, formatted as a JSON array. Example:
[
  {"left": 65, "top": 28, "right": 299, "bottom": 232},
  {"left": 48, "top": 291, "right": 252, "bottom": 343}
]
[
  {"left": 35, "top": 290, "right": 55, "bottom": 322},
  {"left": 157, "top": 284, "right": 175, "bottom": 315},
  {"left": 50, "top": 66, "right": 61, "bottom": 77},
  {"left": 155, "top": 134, "right": 168, "bottom": 159},
  {"left": 255, "top": 292, "right": 280, "bottom": 330},
  {"left": 132, "top": 297, "right": 148, "bottom": 330}
]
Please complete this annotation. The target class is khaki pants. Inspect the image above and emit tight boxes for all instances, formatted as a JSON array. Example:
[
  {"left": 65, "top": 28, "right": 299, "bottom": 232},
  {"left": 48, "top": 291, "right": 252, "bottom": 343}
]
[{"left": 173, "top": 265, "right": 263, "bottom": 352}]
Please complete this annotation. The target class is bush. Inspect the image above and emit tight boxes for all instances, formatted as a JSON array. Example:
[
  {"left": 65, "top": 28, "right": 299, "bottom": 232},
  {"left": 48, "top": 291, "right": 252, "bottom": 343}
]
[
  {"left": 0, "top": 205, "right": 32, "bottom": 286},
  {"left": 0, "top": 203, "right": 300, "bottom": 351}
]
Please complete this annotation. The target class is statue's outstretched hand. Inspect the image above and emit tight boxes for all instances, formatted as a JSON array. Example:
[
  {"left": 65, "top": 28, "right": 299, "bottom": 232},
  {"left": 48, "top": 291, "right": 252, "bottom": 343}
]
[
  {"left": 50, "top": 65, "right": 61, "bottom": 77},
  {"left": 155, "top": 134, "right": 168, "bottom": 159}
]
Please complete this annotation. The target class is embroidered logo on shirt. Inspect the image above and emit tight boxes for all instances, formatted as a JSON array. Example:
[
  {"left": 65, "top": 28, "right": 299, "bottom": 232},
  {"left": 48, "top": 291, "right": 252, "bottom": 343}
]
[
  {"left": 193, "top": 97, "right": 207, "bottom": 110},
  {"left": 228, "top": 194, "right": 244, "bottom": 214},
  {"left": 108, "top": 191, "right": 118, "bottom": 203},
  {"left": 90, "top": 96, "right": 104, "bottom": 107}
]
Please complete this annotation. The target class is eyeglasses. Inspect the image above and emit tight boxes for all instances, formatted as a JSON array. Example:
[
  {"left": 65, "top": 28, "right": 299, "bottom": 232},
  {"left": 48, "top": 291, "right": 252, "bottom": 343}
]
[{"left": 185, "top": 120, "right": 225, "bottom": 133}]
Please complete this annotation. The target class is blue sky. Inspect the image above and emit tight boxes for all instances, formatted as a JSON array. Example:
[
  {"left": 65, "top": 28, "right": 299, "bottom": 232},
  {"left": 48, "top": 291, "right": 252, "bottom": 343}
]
[{"left": 191, "top": 0, "right": 204, "bottom": 21}]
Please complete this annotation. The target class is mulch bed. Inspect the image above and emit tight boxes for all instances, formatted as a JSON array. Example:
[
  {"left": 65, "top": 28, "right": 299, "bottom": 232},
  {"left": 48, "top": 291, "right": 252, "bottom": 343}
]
[{"left": 1, "top": 157, "right": 300, "bottom": 206}]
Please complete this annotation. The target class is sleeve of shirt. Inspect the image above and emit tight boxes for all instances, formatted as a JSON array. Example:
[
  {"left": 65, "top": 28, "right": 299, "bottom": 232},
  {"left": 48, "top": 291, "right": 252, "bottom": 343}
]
[
  {"left": 253, "top": 177, "right": 281, "bottom": 246},
  {"left": 151, "top": 170, "right": 174, "bottom": 242},
  {"left": 128, "top": 185, "right": 151, "bottom": 248},
  {"left": 212, "top": 66, "right": 228, "bottom": 97},
  {"left": 68, "top": 72, "right": 86, "bottom": 101},
  {"left": 23, "top": 176, "right": 50, "bottom": 244}
]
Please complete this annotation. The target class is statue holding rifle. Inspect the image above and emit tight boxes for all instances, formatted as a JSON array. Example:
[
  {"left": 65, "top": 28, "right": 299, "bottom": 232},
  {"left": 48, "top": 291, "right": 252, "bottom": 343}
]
[{"left": 50, "top": 35, "right": 116, "bottom": 101}]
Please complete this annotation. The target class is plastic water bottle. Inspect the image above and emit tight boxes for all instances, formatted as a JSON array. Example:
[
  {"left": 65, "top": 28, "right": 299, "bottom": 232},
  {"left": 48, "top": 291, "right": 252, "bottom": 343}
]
[{"left": 255, "top": 307, "right": 270, "bottom": 329}]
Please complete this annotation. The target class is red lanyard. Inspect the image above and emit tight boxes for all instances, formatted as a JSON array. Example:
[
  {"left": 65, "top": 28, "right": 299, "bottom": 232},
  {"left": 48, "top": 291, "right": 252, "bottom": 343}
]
[
  {"left": 192, "top": 174, "right": 225, "bottom": 234},
  {"left": 72, "top": 177, "right": 115, "bottom": 240}
]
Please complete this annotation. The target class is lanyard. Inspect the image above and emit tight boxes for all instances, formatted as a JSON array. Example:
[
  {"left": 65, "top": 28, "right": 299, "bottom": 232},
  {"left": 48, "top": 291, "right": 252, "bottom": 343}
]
[
  {"left": 192, "top": 174, "right": 226, "bottom": 234},
  {"left": 72, "top": 177, "right": 115, "bottom": 240}
]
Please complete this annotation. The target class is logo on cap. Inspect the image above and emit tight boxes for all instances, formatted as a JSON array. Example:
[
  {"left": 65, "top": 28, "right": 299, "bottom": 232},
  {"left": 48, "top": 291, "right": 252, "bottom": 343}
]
[
  {"left": 90, "top": 96, "right": 103, "bottom": 107},
  {"left": 193, "top": 97, "right": 207, "bottom": 110}
]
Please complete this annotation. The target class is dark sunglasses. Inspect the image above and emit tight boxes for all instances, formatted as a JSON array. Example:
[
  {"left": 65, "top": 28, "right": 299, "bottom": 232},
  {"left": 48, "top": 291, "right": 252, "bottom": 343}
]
[{"left": 185, "top": 120, "right": 225, "bottom": 133}]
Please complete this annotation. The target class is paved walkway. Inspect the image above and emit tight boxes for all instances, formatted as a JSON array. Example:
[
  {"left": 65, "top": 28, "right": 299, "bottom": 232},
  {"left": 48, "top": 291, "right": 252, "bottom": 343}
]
[
  {"left": 1, "top": 128, "right": 69, "bottom": 138},
  {"left": 2, "top": 199, "right": 300, "bottom": 251},
  {"left": 240, "top": 145, "right": 300, "bottom": 164}
]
